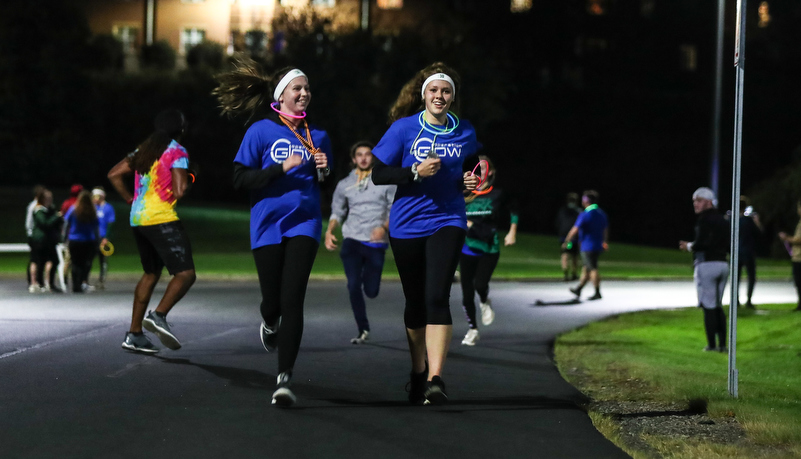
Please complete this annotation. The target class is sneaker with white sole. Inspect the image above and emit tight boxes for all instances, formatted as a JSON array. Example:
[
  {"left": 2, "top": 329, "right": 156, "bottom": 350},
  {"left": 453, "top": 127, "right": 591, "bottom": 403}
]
[
  {"left": 142, "top": 311, "right": 181, "bottom": 350},
  {"left": 260, "top": 321, "right": 278, "bottom": 352},
  {"left": 479, "top": 299, "right": 495, "bottom": 326},
  {"left": 350, "top": 330, "right": 369, "bottom": 344},
  {"left": 423, "top": 376, "right": 448, "bottom": 405},
  {"left": 272, "top": 371, "right": 296, "bottom": 407},
  {"left": 121, "top": 332, "right": 159, "bottom": 354},
  {"left": 461, "top": 328, "right": 479, "bottom": 346}
]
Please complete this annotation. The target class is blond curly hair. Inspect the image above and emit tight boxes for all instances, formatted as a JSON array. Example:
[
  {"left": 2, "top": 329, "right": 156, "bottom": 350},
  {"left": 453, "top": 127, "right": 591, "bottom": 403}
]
[{"left": 388, "top": 62, "right": 461, "bottom": 124}]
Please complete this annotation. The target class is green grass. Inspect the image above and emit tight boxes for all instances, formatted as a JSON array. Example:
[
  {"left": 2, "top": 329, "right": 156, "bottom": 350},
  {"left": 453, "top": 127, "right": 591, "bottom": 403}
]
[
  {"left": 555, "top": 304, "right": 801, "bottom": 458},
  {"left": 0, "top": 197, "right": 791, "bottom": 280}
]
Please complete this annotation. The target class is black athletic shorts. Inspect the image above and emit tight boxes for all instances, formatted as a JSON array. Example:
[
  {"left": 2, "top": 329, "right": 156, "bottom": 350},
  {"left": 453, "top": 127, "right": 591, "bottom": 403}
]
[
  {"left": 580, "top": 251, "right": 601, "bottom": 271},
  {"left": 132, "top": 221, "right": 194, "bottom": 275}
]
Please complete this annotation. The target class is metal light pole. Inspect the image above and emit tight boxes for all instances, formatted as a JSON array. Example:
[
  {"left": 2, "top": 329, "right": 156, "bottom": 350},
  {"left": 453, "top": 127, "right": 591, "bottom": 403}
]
[
  {"left": 728, "top": 0, "right": 748, "bottom": 398},
  {"left": 710, "top": 0, "right": 726, "bottom": 197}
]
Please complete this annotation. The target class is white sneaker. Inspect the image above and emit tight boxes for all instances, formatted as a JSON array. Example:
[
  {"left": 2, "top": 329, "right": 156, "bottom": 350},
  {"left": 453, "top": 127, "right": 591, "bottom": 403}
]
[
  {"left": 461, "top": 328, "right": 479, "bottom": 346},
  {"left": 81, "top": 283, "right": 96, "bottom": 292},
  {"left": 479, "top": 299, "right": 495, "bottom": 326},
  {"left": 350, "top": 330, "right": 369, "bottom": 344},
  {"left": 28, "top": 285, "right": 39, "bottom": 293}
]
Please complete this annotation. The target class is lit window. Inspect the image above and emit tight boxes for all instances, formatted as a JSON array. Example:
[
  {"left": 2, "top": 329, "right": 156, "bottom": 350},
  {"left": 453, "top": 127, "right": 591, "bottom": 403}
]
[
  {"left": 113, "top": 25, "right": 138, "bottom": 53},
  {"left": 180, "top": 28, "right": 206, "bottom": 54},
  {"left": 680, "top": 44, "right": 697, "bottom": 71},
  {"left": 377, "top": 0, "right": 402, "bottom": 9},
  {"left": 511, "top": 0, "right": 532, "bottom": 12},
  {"left": 587, "top": 0, "right": 606, "bottom": 15},
  {"left": 758, "top": 1, "right": 771, "bottom": 28},
  {"left": 312, "top": 0, "right": 335, "bottom": 6}
]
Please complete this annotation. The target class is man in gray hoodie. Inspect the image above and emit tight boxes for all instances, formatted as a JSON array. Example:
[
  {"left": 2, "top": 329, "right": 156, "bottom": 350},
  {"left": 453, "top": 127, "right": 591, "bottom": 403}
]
[{"left": 325, "top": 141, "right": 396, "bottom": 344}]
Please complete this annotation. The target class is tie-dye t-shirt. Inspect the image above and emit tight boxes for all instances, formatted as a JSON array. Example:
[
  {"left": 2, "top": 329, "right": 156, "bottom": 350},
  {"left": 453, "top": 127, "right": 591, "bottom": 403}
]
[{"left": 129, "top": 140, "right": 189, "bottom": 227}]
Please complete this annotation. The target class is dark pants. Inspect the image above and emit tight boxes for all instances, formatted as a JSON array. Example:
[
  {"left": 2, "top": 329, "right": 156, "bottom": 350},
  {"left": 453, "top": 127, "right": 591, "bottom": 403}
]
[
  {"left": 702, "top": 307, "right": 727, "bottom": 349},
  {"left": 792, "top": 262, "right": 801, "bottom": 308},
  {"left": 69, "top": 241, "right": 96, "bottom": 293},
  {"left": 459, "top": 252, "right": 500, "bottom": 329},
  {"left": 737, "top": 253, "right": 756, "bottom": 303},
  {"left": 340, "top": 238, "right": 386, "bottom": 333},
  {"left": 390, "top": 226, "right": 466, "bottom": 329},
  {"left": 253, "top": 236, "right": 318, "bottom": 374}
]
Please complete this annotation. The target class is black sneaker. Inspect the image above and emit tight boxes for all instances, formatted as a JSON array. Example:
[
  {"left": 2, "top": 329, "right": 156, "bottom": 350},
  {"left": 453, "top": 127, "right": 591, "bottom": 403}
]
[
  {"left": 260, "top": 321, "right": 278, "bottom": 352},
  {"left": 121, "top": 332, "right": 159, "bottom": 354},
  {"left": 569, "top": 287, "right": 582, "bottom": 297},
  {"left": 588, "top": 292, "right": 602, "bottom": 301},
  {"left": 424, "top": 376, "right": 448, "bottom": 405},
  {"left": 406, "top": 365, "right": 428, "bottom": 405},
  {"left": 142, "top": 311, "right": 181, "bottom": 350},
  {"left": 272, "top": 371, "right": 296, "bottom": 407}
]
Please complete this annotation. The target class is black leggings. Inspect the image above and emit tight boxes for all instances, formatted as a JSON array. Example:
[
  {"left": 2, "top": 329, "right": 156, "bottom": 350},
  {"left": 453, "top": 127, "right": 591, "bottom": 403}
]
[
  {"left": 702, "top": 307, "right": 727, "bottom": 348},
  {"left": 69, "top": 241, "right": 96, "bottom": 292},
  {"left": 737, "top": 254, "right": 756, "bottom": 302},
  {"left": 460, "top": 252, "right": 500, "bottom": 329},
  {"left": 253, "top": 236, "right": 318, "bottom": 374},
  {"left": 390, "top": 226, "right": 466, "bottom": 329},
  {"left": 792, "top": 262, "right": 801, "bottom": 307}
]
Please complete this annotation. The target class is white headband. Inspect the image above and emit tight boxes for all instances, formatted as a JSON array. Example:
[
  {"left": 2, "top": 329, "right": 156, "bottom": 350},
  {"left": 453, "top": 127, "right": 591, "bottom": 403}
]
[
  {"left": 273, "top": 69, "right": 308, "bottom": 102},
  {"left": 421, "top": 73, "right": 456, "bottom": 99},
  {"left": 91, "top": 188, "right": 105, "bottom": 197}
]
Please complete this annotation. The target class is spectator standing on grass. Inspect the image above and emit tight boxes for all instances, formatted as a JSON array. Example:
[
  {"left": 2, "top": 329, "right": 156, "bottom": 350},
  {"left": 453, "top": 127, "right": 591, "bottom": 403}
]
[
  {"left": 63, "top": 190, "right": 99, "bottom": 293},
  {"left": 107, "top": 109, "right": 197, "bottom": 355},
  {"left": 325, "top": 140, "right": 395, "bottom": 345},
  {"left": 92, "top": 187, "right": 115, "bottom": 290},
  {"left": 25, "top": 184, "right": 45, "bottom": 289},
  {"left": 679, "top": 187, "right": 730, "bottom": 352},
  {"left": 555, "top": 192, "right": 581, "bottom": 281},
  {"left": 564, "top": 190, "right": 608, "bottom": 300},
  {"left": 29, "top": 188, "right": 62, "bottom": 293},
  {"left": 736, "top": 195, "right": 762, "bottom": 309},
  {"left": 778, "top": 200, "right": 801, "bottom": 312},
  {"left": 60, "top": 184, "right": 83, "bottom": 215},
  {"left": 214, "top": 60, "right": 332, "bottom": 407}
]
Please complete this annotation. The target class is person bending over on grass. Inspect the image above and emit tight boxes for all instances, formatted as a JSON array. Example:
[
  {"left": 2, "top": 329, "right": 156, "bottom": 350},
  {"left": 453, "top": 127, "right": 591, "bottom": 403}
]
[
  {"left": 564, "top": 190, "right": 608, "bottom": 300},
  {"left": 214, "top": 58, "right": 332, "bottom": 407},
  {"left": 325, "top": 140, "right": 395, "bottom": 345},
  {"left": 679, "top": 187, "right": 729, "bottom": 352},
  {"left": 372, "top": 63, "right": 480, "bottom": 405},
  {"left": 459, "top": 155, "right": 519, "bottom": 346},
  {"left": 108, "top": 109, "right": 197, "bottom": 354},
  {"left": 778, "top": 200, "right": 801, "bottom": 312}
]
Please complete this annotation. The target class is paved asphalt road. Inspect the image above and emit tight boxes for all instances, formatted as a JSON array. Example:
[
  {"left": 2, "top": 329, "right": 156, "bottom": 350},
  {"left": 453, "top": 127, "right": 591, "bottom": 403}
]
[{"left": 0, "top": 278, "right": 795, "bottom": 459}]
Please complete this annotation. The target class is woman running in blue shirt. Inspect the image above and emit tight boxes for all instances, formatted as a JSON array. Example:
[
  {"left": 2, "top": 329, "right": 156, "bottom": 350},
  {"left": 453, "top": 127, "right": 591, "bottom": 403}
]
[
  {"left": 372, "top": 62, "right": 480, "bottom": 405},
  {"left": 214, "top": 58, "right": 332, "bottom": 407}
]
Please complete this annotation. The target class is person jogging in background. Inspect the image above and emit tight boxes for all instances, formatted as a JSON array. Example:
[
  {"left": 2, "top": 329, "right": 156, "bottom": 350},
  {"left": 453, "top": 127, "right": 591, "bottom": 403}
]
[
  {"left": 325, "top": 140, "right": 395, "bottom": 345},
  {"left": 372, "top": 62, "right": 480, "bottom": 405},
  {"left": 214, "top": 59, "right": 332, "bottom": 407},
  {"left": 555, "top": 192, "right": 581, "bottom": 281},
  {"left": 564, "top": 190, "right": 608, "bottom": 300},
  {"left": 108, "top": 109, "right": 197, "bottom": 355},
  {"left": 92, "top": 187, "right": 115, "bottom": 290},
  {"left": 459, "top": 155, "right": 518, "bottom": 346},
  {"left": 680, "top": 187, "right": 730, "bottom": 352}
]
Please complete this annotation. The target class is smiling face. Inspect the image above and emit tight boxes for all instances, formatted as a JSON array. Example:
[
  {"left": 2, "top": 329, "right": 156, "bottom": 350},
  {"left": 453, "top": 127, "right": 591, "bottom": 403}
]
[
  {"left": 423, "top": 79, "right": 453, "bottom": 124},
  {"left": 278, "top": 76, "right": 311, "bottom": 115},
  {"left": 352, "top": 146, "right": 374, "bottom": 171}
]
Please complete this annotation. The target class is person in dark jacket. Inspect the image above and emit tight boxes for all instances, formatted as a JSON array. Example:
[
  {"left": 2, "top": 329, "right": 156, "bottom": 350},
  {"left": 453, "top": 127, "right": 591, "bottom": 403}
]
[
  {"left": 679, "top": 187, "right": 730, "bottom": 352},
  {"left": 29, "top": 188, "right": 63, "bottom": 293},
  {"left": 555, "top": 192, "right": 581, "bottom": 281}
]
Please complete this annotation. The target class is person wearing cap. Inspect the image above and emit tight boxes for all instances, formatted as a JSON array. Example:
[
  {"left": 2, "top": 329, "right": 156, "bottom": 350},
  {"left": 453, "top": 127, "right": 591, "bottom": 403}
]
[
  {"left": 213, "top": 59, "right": 332, "bottom": 407},
  {"left": 371, "top": 62, "right": 480, "bottom": 405},
  {"left": 92, "top": 186, "right": 115, "bottom": 290},
  {"left": 679, "top": 187, "right": 730, "bottom": 352},
  {"left": 563, "top": 190, "right": 609, "bottom": 300},
  {"left": 107, "top": 109, "right": 196, "bottom": 356},
  {"left": 60, "top": 184, "right": 83, "bottom": 215}
]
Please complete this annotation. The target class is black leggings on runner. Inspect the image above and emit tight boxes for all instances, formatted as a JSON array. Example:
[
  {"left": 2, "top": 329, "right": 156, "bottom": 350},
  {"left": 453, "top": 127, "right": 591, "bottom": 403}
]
[
  {"left": 253, "top": 236, "right": 318, "bottom": 374},
  {"left": 459, "top": 252, "right": 500, "bottom": 329},
  {"left": 390, "top": 226, "right": 466, "bottom": 329},
  {"left": 702, "top": 307, "right": 727, "bottom": 349}
]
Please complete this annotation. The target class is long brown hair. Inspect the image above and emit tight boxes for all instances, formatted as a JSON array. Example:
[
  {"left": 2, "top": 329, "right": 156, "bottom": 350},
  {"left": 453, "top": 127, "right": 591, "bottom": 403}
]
[
  {"left": 73, "top": 190, "right": 98, "bottom": 224},
  {"left": 388, "top": 62, "right": 461, "bottom": 124},
  {"left": 212, "top": 55, "right": 297, "bottom": 123},
  {"left": 130, "top": 109, "right": 186, "bottom": 175}
]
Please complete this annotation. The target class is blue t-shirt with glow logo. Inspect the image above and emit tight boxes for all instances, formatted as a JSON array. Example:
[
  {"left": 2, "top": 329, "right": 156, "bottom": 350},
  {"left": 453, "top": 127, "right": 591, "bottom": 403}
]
[
  {"left": 233, "top": 119, "right": 333, "bottom": 249},
  {"left": 373, "top": 114, "right": 478, "bottom": 239}
]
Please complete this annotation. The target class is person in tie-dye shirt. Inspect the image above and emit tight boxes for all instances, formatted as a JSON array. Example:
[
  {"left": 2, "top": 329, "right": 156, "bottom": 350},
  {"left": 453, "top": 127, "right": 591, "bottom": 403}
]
[{"left": 108, "top": 109, "right": 197, "bottom": 354}]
